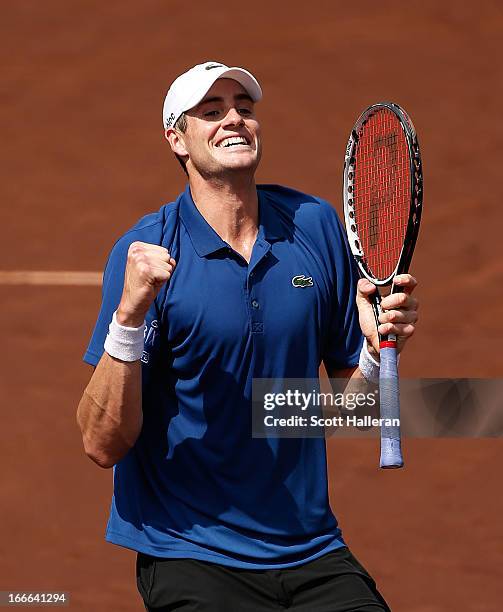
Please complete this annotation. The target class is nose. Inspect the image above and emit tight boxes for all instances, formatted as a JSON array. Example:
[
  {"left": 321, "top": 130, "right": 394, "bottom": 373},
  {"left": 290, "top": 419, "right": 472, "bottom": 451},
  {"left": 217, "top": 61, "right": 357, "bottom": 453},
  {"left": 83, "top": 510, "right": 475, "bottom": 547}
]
[{"left": 222, "top": 106, "right": 244, "bottom": 128}]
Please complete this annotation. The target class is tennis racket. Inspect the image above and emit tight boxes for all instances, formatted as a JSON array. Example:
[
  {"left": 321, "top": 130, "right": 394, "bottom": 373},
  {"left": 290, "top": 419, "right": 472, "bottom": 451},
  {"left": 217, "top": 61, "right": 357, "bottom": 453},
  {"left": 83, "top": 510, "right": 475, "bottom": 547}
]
[{"left": 343, "top": 102, "right": 423, "bottom": 468}]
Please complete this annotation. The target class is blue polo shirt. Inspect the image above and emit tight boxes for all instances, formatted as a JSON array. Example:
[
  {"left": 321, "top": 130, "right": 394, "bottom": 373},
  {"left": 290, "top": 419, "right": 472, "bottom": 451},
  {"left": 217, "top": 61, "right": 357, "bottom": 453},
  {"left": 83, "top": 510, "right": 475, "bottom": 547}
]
[{"left": 84, "top": 184, "right": 363, "bottom": 568}]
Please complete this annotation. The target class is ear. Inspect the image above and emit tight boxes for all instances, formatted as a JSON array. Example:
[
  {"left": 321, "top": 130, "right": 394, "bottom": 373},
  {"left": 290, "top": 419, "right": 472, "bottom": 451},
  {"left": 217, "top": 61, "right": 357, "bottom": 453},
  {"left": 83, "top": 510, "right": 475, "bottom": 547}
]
[{"left": 165, "top": 129, "right": 189, "bottom": 157}]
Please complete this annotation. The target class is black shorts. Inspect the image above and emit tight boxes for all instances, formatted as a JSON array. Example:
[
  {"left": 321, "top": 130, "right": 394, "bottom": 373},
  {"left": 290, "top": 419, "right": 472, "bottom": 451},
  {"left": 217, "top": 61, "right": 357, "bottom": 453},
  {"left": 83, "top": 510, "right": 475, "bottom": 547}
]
[{"left": 136, "top": 546, "right": 391, "bottom": 611}]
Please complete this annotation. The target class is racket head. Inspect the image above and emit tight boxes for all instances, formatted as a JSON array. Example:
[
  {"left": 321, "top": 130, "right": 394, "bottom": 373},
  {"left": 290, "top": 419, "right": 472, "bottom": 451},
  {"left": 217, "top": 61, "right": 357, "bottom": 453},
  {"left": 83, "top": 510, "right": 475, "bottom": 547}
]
[{"left": 343, "top": 102, "right": 423, "bottom": 285}]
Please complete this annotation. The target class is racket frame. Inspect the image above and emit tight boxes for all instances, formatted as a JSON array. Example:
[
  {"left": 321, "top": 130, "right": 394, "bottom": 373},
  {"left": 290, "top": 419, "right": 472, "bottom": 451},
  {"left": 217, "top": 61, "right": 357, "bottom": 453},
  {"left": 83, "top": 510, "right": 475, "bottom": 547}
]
[
  {"left": 343, "top": 102, "right": 423, "bottom": 287},
  {"left": 342, "top": 102, "right": 423, "bottom": 469}
]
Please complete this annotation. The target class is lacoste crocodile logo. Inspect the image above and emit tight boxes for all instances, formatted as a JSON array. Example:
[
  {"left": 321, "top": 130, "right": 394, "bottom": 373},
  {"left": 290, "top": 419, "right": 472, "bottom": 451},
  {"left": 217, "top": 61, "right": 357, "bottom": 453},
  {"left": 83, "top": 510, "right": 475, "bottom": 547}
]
[{"left": 292, "top": 275, "right": 314, "bottom": 288}]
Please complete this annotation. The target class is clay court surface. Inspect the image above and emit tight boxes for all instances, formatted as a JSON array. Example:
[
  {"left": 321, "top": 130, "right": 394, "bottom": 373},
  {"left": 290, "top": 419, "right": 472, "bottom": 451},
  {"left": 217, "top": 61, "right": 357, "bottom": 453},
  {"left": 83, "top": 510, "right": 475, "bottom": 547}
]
[{"left": 1, "top": 1, "right": 502, "bottom": 609}]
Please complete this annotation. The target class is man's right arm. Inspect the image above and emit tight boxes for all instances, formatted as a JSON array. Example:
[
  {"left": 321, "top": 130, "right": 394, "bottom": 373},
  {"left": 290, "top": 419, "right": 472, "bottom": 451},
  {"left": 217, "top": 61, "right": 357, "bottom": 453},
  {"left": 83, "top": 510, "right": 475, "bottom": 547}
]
[
  {"left": 76, "top": 241, "right": 176, "bottom": 469},
  {"left": 77, "top": 353, "right": 142, "bottom": 469}
]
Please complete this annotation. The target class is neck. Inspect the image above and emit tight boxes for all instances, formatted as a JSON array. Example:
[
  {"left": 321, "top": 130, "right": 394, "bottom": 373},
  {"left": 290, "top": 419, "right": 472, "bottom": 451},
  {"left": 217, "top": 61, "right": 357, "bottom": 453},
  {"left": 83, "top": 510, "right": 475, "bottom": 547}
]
[{"left": 188, "top": 172, "right": 259, "bottom": 257}]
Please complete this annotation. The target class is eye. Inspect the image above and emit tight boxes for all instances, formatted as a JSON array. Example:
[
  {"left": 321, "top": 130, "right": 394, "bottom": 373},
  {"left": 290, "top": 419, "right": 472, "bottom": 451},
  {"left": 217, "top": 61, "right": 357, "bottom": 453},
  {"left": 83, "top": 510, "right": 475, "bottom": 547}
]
[
  {"left": 203, "top": 110, "right": 221, "bottom": 118},
  {"left": 238, "top": 107, "right": 253, "bottom": 116}
]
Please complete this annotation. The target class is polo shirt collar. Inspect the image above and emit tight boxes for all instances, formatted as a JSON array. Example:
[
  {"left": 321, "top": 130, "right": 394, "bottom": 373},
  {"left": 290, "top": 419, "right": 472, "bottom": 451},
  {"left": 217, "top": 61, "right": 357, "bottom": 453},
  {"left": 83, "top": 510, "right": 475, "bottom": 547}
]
[
  {"left": 257, "top": 188, "right": 286, "bottom": 242},
  {"left": 179, "top": 184, "right": 286, "bottom": 258},
  {"left": 179, "top": 184, "right": 227, "bottom": 257}
]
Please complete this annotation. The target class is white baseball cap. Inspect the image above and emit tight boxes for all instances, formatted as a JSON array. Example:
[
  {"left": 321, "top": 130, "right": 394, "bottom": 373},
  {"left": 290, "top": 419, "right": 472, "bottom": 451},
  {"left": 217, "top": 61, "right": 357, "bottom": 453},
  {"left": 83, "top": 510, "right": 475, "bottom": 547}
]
[{"left": 162, "top": 61, "right": 262, "bottom": 129}]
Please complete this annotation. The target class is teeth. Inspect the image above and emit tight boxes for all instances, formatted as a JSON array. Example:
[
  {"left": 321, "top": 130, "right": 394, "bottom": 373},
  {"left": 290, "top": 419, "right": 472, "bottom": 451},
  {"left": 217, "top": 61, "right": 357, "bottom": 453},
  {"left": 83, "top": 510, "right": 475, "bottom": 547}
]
[{"left": 217, "top": 137, "right": 248, "bottom": 148}]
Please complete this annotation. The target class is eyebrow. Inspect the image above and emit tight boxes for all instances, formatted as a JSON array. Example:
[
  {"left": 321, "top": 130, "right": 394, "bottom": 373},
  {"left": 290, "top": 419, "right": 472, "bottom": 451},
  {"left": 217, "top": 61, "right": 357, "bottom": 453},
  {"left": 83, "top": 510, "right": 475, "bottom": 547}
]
[{"left": 199, "top": 93, "right": 254, "bottom": 106}]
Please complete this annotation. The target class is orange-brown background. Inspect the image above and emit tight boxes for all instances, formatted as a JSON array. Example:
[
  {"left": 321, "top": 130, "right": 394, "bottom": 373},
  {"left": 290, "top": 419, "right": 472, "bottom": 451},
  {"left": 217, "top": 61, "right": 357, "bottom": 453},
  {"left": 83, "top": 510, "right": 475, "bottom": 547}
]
[{"left": 1, "top": 1, "right": 502, "bottom": 610}]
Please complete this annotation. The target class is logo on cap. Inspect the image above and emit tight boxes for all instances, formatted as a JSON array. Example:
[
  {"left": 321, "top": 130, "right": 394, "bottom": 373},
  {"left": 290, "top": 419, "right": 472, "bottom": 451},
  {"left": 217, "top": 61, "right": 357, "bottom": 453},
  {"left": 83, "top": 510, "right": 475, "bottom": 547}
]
[
  {"left": 205, "top": 64, "right": 223, "bottom": 70},
  {"left": 166, "top": 112, "right": 176, "bottom": 128}
]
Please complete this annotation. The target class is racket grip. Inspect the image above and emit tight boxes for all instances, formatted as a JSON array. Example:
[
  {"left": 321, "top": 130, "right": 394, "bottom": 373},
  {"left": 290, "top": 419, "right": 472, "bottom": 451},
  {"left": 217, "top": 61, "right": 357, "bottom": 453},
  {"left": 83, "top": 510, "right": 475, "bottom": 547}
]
[{"left": 379, "top": 343, "right": 404, "bottom": 469}]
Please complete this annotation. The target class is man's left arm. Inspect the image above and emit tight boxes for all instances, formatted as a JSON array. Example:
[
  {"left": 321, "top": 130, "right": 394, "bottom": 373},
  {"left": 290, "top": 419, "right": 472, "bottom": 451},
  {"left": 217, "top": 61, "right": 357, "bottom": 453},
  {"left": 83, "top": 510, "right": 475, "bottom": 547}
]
[{"left": 325, "top": 273, "right": 419, "bottom": 380}]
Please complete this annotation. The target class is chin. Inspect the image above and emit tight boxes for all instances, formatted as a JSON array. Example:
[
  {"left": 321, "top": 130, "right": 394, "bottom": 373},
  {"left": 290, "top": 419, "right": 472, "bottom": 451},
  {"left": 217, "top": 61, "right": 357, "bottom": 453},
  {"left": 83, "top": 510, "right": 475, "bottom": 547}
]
[
  {"left": 191, "top": 152, "right": 260, "bottom": 177},
  {"left": 219, "top": 155, "right": 259, "bottom": 172},
  {"left": 224, "top": 163, "right": 259, "bottom": 176}
]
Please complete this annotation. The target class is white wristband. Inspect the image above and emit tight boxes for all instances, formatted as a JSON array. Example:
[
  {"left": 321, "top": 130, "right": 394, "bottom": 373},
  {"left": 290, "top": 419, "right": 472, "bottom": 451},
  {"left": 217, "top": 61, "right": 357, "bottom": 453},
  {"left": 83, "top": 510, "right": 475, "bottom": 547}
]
[
  {"left": 358, "top": 341, "right": 380, "bottom": 384},
  {"left": 104, "top": 311, "right": 146, "bottom": 362}
]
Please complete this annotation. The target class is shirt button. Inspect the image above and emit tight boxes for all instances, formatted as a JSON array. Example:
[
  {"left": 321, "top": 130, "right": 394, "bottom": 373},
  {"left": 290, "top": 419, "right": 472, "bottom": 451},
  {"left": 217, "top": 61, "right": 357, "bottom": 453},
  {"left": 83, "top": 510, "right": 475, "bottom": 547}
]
[{"left": 251, "top": 299, "right": 259, "bottom": 309}]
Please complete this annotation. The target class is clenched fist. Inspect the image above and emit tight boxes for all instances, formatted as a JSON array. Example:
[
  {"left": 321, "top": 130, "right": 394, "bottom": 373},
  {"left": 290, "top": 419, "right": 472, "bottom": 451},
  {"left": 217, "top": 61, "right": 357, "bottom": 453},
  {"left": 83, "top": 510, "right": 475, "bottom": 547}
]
[{"left": 116, "top": 242, "right": 176, "bottom": 327}]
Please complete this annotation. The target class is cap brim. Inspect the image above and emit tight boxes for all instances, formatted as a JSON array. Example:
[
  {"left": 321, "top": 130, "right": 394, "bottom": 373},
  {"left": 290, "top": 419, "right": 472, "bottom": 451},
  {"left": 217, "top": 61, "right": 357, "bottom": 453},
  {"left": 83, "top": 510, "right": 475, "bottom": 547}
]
[
  {"left": 217, "top": 67, "right": 262, "bottom": 102},
  {"left": 180, "top": 66, "right": 262, "bottom": 115}
]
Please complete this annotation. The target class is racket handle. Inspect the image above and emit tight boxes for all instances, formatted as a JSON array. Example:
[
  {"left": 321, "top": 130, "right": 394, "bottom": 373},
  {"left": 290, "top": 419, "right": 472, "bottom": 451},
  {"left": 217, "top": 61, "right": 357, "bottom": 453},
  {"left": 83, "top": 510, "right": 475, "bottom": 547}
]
[{"left": 379, "top": 342, "right": 404, "bottom": 469}]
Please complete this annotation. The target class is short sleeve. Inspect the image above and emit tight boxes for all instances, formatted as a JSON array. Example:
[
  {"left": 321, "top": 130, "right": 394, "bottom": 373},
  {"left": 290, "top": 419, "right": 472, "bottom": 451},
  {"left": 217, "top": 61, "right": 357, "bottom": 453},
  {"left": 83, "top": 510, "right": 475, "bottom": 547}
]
[
  {"left": 83, "top": 236, "right": 132, "bottom": 366},
  {"left": 319, "top": 202, "right": 364, "bottom": 370},
  {"left": 82, "top": 201, "right": 179, "bottom": 367}
]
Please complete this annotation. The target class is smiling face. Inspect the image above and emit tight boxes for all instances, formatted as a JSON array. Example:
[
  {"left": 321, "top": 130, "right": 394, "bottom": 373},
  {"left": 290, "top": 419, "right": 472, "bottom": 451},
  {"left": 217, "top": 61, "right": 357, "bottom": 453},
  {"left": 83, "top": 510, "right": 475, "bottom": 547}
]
[{"left": 166, "top": 78, "right": 262, "bottom": 179}]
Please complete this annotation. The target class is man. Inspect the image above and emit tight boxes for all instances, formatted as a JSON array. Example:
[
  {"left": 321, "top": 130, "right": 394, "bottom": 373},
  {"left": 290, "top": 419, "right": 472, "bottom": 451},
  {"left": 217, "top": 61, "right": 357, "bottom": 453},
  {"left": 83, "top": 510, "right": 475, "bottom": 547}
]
[{"left": 77, "top": 62, "right": 418, "bottom": 611}]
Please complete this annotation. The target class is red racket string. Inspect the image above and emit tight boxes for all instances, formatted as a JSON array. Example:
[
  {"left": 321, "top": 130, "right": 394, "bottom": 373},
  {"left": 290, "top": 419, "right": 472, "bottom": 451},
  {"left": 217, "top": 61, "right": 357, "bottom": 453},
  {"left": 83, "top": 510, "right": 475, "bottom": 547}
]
[{"left": 353, "top": 109, "right": 410, "bottom": 280}]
